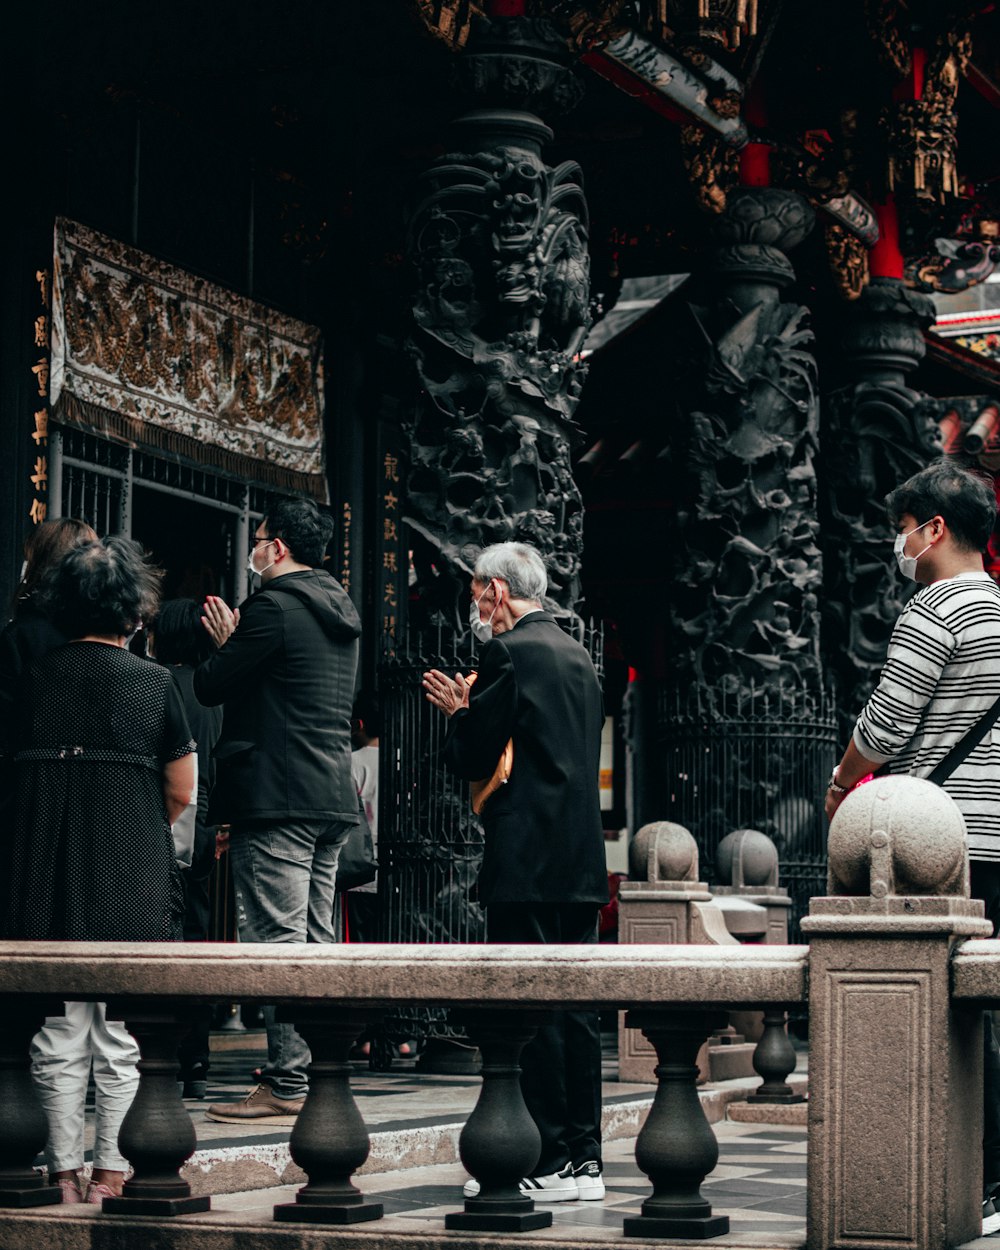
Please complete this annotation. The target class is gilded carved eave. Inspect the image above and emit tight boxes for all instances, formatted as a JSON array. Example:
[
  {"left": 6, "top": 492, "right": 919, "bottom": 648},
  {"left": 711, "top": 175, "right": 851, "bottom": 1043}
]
[{"left": 925, "top": 332, "right": 1000, "bottom": 388}]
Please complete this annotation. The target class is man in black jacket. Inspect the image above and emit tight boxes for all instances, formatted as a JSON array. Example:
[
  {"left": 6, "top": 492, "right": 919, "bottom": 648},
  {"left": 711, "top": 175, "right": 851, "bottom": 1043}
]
[
  {"left": 194, "top": 496, "right": 361, "bottom": 1123},
  {"left": 423, "top": 542, "right": 609, "bottom": 1203}
]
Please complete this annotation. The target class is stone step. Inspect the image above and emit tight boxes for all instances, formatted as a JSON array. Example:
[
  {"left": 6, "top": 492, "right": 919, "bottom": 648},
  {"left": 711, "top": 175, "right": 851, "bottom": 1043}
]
[{"left": 180, "top": 1071, "right": 808, "bottom": 1197}]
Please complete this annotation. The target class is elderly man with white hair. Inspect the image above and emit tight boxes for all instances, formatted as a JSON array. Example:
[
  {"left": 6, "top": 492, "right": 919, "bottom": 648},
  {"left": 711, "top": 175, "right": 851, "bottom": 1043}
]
[{"left": 423, "top": 542, "right": 609, "bottom": 1204}]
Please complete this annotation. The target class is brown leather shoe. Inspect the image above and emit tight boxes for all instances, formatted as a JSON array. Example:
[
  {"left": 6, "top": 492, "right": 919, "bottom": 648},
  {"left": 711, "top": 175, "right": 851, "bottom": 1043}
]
[{"left": 206, "top": 1083, "right": 305, "bottom": 1124}]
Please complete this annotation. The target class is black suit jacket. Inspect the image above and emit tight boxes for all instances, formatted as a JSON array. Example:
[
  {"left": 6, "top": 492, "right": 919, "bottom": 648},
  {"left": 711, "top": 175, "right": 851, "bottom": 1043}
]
[{"left": 445, "top": 612, "right": 609, "bottom": 907}]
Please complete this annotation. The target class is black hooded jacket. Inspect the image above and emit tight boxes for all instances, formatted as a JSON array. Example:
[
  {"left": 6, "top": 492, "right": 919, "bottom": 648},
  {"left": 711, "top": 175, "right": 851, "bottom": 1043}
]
[{"left": 194, "top": 569, "right": 361, "bottom": 828}]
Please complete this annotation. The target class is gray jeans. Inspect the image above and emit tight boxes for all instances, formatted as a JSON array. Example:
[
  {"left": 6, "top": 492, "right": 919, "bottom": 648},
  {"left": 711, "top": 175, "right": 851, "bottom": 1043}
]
[{"left": 229, "top": 819, "right": 353, "bottom": 1099}]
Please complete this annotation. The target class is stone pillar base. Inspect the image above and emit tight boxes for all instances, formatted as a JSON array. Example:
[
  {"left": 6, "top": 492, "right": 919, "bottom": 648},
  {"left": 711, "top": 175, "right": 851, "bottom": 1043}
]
[
  {"left": 446, "top": 1206, "right": 552, "bottom": 1232},
  {"left": 104, "top": 1195, "right": 211, "bottom": 1216},
  {"left": 0, "top": 1183, "right": 61, "bottom": 1209},
  {"left": 275, "top": 1199, "right": 383, "bottom": 1224},
  {"left": 624, "top": 1212, "right": 729, "bottom": 1238}
]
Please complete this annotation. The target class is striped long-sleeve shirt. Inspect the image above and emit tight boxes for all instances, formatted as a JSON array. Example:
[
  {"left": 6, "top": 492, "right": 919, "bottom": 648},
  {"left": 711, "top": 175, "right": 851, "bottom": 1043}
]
[{"left": 853, "top": 571, "right": 1000, "bottom": 861}]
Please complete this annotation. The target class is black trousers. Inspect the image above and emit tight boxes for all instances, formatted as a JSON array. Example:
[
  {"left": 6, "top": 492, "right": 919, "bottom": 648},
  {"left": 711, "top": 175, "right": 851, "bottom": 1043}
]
[
  {"left": 485, "top": 902, "right": 602, "bottom": 1176},
  {"left": 177, "top": 863, "right": 212, "bottom": 1079},
  {"left": 970, "top": 861, "right": 1000, "bottom": 1186}
]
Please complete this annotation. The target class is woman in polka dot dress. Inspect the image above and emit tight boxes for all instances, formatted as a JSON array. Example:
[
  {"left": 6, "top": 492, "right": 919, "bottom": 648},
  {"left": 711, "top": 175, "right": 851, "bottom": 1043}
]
[{"left": 2, "top": 536, "right": 195, "bottom": 1205}]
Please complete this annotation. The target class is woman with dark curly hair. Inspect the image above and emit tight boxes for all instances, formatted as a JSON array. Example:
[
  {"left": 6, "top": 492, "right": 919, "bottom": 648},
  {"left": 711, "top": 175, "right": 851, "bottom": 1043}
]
[
  {"left": 0, "top": 517, "right": 97, "bottom": 725},
  {"left": 2, "top": 536, "right": 195, "bottom": 1205}
]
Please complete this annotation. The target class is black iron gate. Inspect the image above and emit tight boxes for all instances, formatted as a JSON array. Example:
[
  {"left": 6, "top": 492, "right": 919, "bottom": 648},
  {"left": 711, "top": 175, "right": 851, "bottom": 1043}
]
[
  {"left": 374, "top": 622, "right": 604, "bottom": 1061},
  {"left": 378, "top": 632, "right": 486, "bottom": 947},
  {"left": 655, "top": 682, "right": 838, "bottom": 942},
  {"left": 378, "top": 620, "right": 605, "bottom": 945}
]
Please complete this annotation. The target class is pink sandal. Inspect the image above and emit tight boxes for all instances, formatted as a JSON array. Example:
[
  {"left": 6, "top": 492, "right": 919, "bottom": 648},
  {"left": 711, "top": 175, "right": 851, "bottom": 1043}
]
[
  {"left": 56, "top": 1177, "right": 84, "bottom": 1204},
  {"left": 85, "top": 1181, "right": 119, "bottom": 1204}
]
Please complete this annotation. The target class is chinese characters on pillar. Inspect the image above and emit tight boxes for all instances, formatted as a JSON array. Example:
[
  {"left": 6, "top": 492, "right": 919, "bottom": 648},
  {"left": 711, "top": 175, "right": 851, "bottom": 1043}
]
[
  {"left": 380, "top": 445, "right": 404, "bottom": 642},
  {"left": 341, "top": 501, "right": 352, "bottom": 594},
  {"left": 28, "top": 269, "right": 50, "bottom": 525}
]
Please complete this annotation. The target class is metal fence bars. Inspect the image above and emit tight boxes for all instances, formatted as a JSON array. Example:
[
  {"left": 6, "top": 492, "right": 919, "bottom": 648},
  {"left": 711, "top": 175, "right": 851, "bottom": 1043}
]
[
  {"left": 376, "top": 621, "right": 603, "bottom": 1059},
  {"left": 655, "top": 682, "right": 838, "bottom": 940},
  {"left": 379, "top": 619, "right": 605, "bottom": 946}
]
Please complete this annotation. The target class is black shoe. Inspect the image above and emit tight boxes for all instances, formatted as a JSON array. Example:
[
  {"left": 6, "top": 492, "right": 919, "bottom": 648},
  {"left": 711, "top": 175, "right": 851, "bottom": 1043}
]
[{"left": 179, "top": 1063, "right": 209, "bottom": 1100}]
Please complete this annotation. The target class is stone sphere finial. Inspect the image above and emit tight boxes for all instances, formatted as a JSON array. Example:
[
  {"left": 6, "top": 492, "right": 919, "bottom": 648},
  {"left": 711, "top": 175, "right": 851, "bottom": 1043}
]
[
  {"left": 716, "top": 829, "right": 779, "bottom": 888},
  {"left": 828, "top": 776, "right": 968, "bottom": 898},
  {"left": 629, "top": 821, "right": 699, "bottom": 883}
]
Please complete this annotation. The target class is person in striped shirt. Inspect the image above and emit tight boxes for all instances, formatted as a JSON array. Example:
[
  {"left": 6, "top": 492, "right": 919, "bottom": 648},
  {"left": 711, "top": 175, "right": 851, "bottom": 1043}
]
[{"left": 824, "top": 459, "right": 1000, "bottom": 1231}]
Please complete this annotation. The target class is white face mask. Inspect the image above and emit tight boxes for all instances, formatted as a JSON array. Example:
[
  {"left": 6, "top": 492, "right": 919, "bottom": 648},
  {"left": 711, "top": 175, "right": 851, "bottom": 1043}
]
[
  {"left": 248, "top": 540, "right": 275, "bottom": 581},
  {"left": 469, "top": 586, "right": 498, "bottom": 643},
  {"left": 893, "top": 520, "right": 933, "bottom": 582}
]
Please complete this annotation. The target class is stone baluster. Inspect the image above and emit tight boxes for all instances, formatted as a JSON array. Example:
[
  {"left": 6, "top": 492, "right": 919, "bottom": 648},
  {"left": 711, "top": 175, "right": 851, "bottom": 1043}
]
[
  {"left": 102, "top": 1005, "right": 210, "bottom": 1215},
  {"left": 445, "top": 1010, "right": 553, "bottom": 1233},
  {"left": 623, "top": 1009, "right": 730, "bottom": 1239},
  {"left": 747, "top": 1009, "right": 805, "bottom": 1104},
  {"left": 274, "top": 1007, "right": 384, "bottom": 1224},
  {"left": 0, "top": 999, "right": 61, "bottom": 1207}
]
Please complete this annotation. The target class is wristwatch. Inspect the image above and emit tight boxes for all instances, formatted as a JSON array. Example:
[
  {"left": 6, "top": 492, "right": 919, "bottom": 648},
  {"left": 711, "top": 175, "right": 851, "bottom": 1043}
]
[{"left": 827, "top": 767, "right": 850, "bottom": 795}]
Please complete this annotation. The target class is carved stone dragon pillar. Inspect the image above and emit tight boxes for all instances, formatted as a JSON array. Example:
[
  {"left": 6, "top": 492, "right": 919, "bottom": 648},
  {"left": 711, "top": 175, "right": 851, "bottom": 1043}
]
[
  {"left": 666, "top": 187, "right": 822, "bottom": 710},
  {"left": 403, "top": 15, "right": 591, "bottom": 631},
  {"left": 820, "top": 279, "right": 939, "bottom": 728},
  {"left": 376, "top": 17, "right": 592, "bottom": 1003}
]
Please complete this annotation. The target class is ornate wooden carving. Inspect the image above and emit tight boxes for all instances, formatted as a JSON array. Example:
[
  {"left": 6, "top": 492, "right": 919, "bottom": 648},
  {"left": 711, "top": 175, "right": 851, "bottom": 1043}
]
[
  {"left": 680, "top": 125, "right": 740, "bottom": 215},
  {"left": 884, "top": 27, "right": 973, "bottom": 207},
  {"left": 667, "top": 0, "right": 759, "bottom": 51},
  {"left": 825, "top": 225, "right": 870, "bottom": 301},
  {"left": 864, "top": 0, "right": 912, "bottom": 77},
  {"left": 404, "top": 15, "right": 591, "bottom": 622},
  {"left": 905, "top": 236, "right": 1000, "bottom": 293}
]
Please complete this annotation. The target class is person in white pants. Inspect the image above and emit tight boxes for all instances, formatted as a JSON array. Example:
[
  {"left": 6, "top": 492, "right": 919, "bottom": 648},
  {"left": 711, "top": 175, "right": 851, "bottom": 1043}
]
[{"left": 31, "top": 1002, "right": 140, "bottom": 1202}]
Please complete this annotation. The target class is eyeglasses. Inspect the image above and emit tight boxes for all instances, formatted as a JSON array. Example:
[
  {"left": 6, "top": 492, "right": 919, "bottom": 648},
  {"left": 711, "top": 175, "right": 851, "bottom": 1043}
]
[{"left": 251, "top": 536, "right": 272, "bottom": 549}]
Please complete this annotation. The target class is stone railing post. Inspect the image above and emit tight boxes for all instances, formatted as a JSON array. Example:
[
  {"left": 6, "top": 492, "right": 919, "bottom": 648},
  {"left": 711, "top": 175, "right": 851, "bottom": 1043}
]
[
  {"left": 747, "top": 1009, "right": 804, "bottom": 1104},
  {"left": 618, "top": 821, "right": 739, "bottom": 1084},
  {"left": 103, "top": 1003, "right": 209, "bottom": 1215},
  {"left": 623, "top": 1008, "right": 730, "bottom": 1238},
  {"left": 445, "top": 1010, "right": 553, "bottom": 1233},
  {"left": 274, "top": 1007, "right": 384, "bottom": 1224},
  {"left": 803, "top": 776, "right": 989, "bottom": 1250},
  {"left": 0, "top": 998, "right": 62, "bottom": 1207}
]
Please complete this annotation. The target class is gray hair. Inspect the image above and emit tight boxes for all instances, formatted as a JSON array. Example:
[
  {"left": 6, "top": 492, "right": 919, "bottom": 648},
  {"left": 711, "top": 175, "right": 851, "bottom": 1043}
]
[{"left": 474, "top": 542, "right": 547, "bottom": 602}]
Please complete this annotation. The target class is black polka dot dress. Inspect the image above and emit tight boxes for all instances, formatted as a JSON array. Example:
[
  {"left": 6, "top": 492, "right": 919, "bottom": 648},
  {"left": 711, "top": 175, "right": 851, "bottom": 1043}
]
[{"left": 5, "top": 642, "right": 194, "bottom": 941}]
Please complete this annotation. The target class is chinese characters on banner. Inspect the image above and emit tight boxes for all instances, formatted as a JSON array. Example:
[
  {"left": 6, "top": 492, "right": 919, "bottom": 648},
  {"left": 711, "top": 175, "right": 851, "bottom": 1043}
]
[
  {"left": 379, "top": 441, "right": 405, "bottom": 644},
  {"left": 28, "top": 269, "right": 50, "bottom": 525}
]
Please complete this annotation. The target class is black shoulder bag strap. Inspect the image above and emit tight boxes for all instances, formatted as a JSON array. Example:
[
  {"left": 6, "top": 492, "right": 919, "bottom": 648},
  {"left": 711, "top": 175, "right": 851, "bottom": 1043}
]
[{"left": 926, "top": 691, "right": 1000, "bottom": 786}]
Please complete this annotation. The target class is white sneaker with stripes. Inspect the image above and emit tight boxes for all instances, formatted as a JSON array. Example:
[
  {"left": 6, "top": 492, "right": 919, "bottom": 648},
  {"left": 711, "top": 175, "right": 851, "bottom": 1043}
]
[
  {"left": 463, "top": 1163, "right": 579, "bottom": 1202},
  {"left": 573, "top": 1160, "right": 606, "bottom": 1200}
]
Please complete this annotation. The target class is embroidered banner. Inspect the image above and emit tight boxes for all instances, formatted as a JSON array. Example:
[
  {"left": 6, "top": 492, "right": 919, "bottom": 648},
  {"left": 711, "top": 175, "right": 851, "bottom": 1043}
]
[{"left": 50, "top": 217, "right": 327, "bottom": 500}]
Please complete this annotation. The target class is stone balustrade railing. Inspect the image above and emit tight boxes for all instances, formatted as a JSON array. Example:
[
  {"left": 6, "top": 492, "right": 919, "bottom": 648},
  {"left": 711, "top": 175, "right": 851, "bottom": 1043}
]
[
  {"left": 2, "top": 778, "right": 999, "bottom": 1250},
  {"left": 0, "top": 941, "right": 807, "bottom": 1238}
]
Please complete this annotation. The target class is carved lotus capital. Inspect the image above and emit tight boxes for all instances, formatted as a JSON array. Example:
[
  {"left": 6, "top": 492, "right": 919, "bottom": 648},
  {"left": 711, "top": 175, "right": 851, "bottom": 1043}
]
[{"left": 715, "top": 189, "right": 815, "bottom": 250}]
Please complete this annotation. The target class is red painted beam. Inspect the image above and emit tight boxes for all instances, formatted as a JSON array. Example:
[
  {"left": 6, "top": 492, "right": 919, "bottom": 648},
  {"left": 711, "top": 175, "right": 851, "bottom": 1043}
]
[
  {"left": 581, "top": 50, "right": 692, "bottom": 127},
  {"left": 740, "top": 82, "right": 770, "bottom": 187}
]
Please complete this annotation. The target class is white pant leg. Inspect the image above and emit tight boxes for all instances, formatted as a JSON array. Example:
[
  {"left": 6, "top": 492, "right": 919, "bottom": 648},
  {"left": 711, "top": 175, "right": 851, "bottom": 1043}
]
[
  {"left": 30, "top": 1002, "right": 94, "bottom": 1174},
  {"left": 89, "top": 1004, "right": 139, "bottom": 1173}
]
